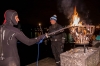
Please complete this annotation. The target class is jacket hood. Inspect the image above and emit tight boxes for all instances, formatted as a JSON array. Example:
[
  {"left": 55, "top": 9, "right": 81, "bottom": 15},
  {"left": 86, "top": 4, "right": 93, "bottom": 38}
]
[{"left": 3, "top": 10, "right": 18, "bottom": 26}]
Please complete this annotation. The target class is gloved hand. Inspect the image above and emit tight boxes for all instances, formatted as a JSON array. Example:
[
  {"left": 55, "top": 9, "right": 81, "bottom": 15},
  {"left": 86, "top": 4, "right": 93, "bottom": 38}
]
[
  {"left": 45, "top": 33, "right": 50, "bottom": 38},
  {"left": 36, "top": 34, "right": 46, "bottom": 44}
]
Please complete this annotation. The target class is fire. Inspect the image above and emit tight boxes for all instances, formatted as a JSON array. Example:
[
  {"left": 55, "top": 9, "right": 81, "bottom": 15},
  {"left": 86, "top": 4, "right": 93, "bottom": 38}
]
[
  {"left": 69, "top": 6, "right": 95, "bottom": 45},
  {"left": 70, "top": 6, "right": 89, "bottom": 44},
  {"left": 71, "top": 6, "right": 82, "bottom": 26}
]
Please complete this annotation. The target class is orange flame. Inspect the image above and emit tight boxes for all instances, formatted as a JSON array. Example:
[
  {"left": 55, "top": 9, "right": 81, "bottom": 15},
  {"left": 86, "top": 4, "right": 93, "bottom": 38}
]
[{"left": 71, "top": 6, "right": 82, "bottom": 26}]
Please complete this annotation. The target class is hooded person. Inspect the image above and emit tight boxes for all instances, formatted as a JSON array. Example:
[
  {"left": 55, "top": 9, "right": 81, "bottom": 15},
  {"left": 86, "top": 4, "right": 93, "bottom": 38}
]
[
  {"left": 0, "top": 9, "right": 46, "bottom": 66},
  {"left": 49, "top": 15, "right": 66, "bottom": 66}
]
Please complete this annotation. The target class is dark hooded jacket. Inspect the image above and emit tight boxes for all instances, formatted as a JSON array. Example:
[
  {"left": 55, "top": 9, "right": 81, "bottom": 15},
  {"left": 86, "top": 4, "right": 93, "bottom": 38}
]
[
  {"left": 0, "top": 10, "right": 45, "bottom": 66},
  {"left": 49, "top": 23, "right": 65, "bottom": 41}
]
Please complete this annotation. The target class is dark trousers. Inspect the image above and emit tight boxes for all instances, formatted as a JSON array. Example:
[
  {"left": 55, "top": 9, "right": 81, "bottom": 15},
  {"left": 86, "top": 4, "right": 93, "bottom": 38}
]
[{"left": 51, "top": 41, "right": 64, "bottom": 66}]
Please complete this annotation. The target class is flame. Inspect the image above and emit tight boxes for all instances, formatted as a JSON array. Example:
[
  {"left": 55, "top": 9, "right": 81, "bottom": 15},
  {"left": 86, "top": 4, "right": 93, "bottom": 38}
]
[
  {"left": 69, "top": 6, "right": 95, "bottom": 44},
  {"left": 71, "top": 6, "right": 82, "bottom": 26}
]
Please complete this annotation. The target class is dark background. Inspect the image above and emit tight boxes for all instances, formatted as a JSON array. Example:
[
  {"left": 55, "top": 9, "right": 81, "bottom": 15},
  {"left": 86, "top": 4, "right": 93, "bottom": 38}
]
[
  {"left": 0, "top": 0, "right": 100, "bottom": 66},
  {"left": 0, "top": 0, "right": 100, "bottom": 26}
]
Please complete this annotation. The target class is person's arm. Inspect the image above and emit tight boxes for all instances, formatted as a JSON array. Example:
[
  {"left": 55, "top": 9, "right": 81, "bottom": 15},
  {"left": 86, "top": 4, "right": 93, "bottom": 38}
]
[
  {"left": 58, "top": 25, "right": 66, "bottom": 43},
  {"left": 15, "top": 31, "right": 45, "bottom": 46}
]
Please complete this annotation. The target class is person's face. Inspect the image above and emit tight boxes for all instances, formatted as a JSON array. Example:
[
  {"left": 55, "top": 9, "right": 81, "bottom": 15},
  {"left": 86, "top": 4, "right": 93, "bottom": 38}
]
[
  {"left": 50, "top": 20, "right": 56, "bottom": 25},
  {"left": 15, "top": 15, "right": 19, "bottom": 23}
]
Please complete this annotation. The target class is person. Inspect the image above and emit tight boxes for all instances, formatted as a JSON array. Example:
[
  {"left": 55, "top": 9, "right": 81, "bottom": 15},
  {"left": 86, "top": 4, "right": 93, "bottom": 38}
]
[
  {"left": 0, "top": 9, "right": 45, "bottom": 66},
  {"left": 48, "top": 15, "right": 66, "bottom": 66}
]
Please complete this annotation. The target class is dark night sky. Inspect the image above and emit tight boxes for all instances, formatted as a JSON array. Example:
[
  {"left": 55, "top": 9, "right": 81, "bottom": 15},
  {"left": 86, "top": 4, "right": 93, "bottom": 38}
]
[
  {"left": 0, "top": 0, "right": 58, "bottom": 27},
  {"left": 0, "top": 0, "right": 100, "bottom": 27}
]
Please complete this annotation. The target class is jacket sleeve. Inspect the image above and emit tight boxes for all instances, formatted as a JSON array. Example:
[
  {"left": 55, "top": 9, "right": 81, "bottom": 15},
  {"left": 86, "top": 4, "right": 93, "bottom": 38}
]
[{"left": 15, "top": 30, "right": 45, "bottom": 46}]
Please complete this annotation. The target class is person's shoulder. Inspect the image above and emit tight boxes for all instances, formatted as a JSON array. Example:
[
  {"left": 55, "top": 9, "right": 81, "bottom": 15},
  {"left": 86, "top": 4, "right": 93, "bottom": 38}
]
[
  {"left": 6, "top": 26, "right": 21, "bottom": 33},
  {"left": 57, "top": 23, "right": 62, "bottom": 27}
]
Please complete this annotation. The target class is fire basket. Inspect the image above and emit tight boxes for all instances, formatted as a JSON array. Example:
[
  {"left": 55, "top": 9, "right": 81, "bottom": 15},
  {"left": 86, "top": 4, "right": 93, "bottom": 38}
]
[
  {"left": 69, "top": 25, "right": 95, "bottom": 45},
  {"left": 69, "top": 7, "right": 95, "bottom": 53},
  {"left": 69, "top": 25, "right": 95, "bottom": 53}
]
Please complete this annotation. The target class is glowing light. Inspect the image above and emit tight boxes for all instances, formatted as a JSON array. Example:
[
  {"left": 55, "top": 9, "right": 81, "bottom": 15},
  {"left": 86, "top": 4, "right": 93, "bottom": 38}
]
[{"left": 39, "top": 23, "right": 41, "bottom": 26}]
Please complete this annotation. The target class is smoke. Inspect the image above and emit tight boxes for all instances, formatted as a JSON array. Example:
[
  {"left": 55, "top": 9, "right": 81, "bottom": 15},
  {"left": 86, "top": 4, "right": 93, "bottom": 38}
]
[
  {"left": 57, "top": 0, "right": 92, "bottom": 24},
  {"left": 60, "top": 0, "right": 74, "bottom": 19}
]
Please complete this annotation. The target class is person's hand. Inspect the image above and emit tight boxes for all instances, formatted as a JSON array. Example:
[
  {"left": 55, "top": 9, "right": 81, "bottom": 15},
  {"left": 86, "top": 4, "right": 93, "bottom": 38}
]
[
  {"left": 39, "top": 34, "right": 46, "bottom": 39},
  {"left": 36, "top": 34, "right": 45, "bottom": 44},
  {"left": 45, "top": 33, "right": 50, "bottom": 38}
]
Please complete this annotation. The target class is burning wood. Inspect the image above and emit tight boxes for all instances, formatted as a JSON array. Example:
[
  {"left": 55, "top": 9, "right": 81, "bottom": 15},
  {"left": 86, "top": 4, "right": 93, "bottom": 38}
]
[{"left": 69, "top": 6, "right": 95, "bottom": 44}]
